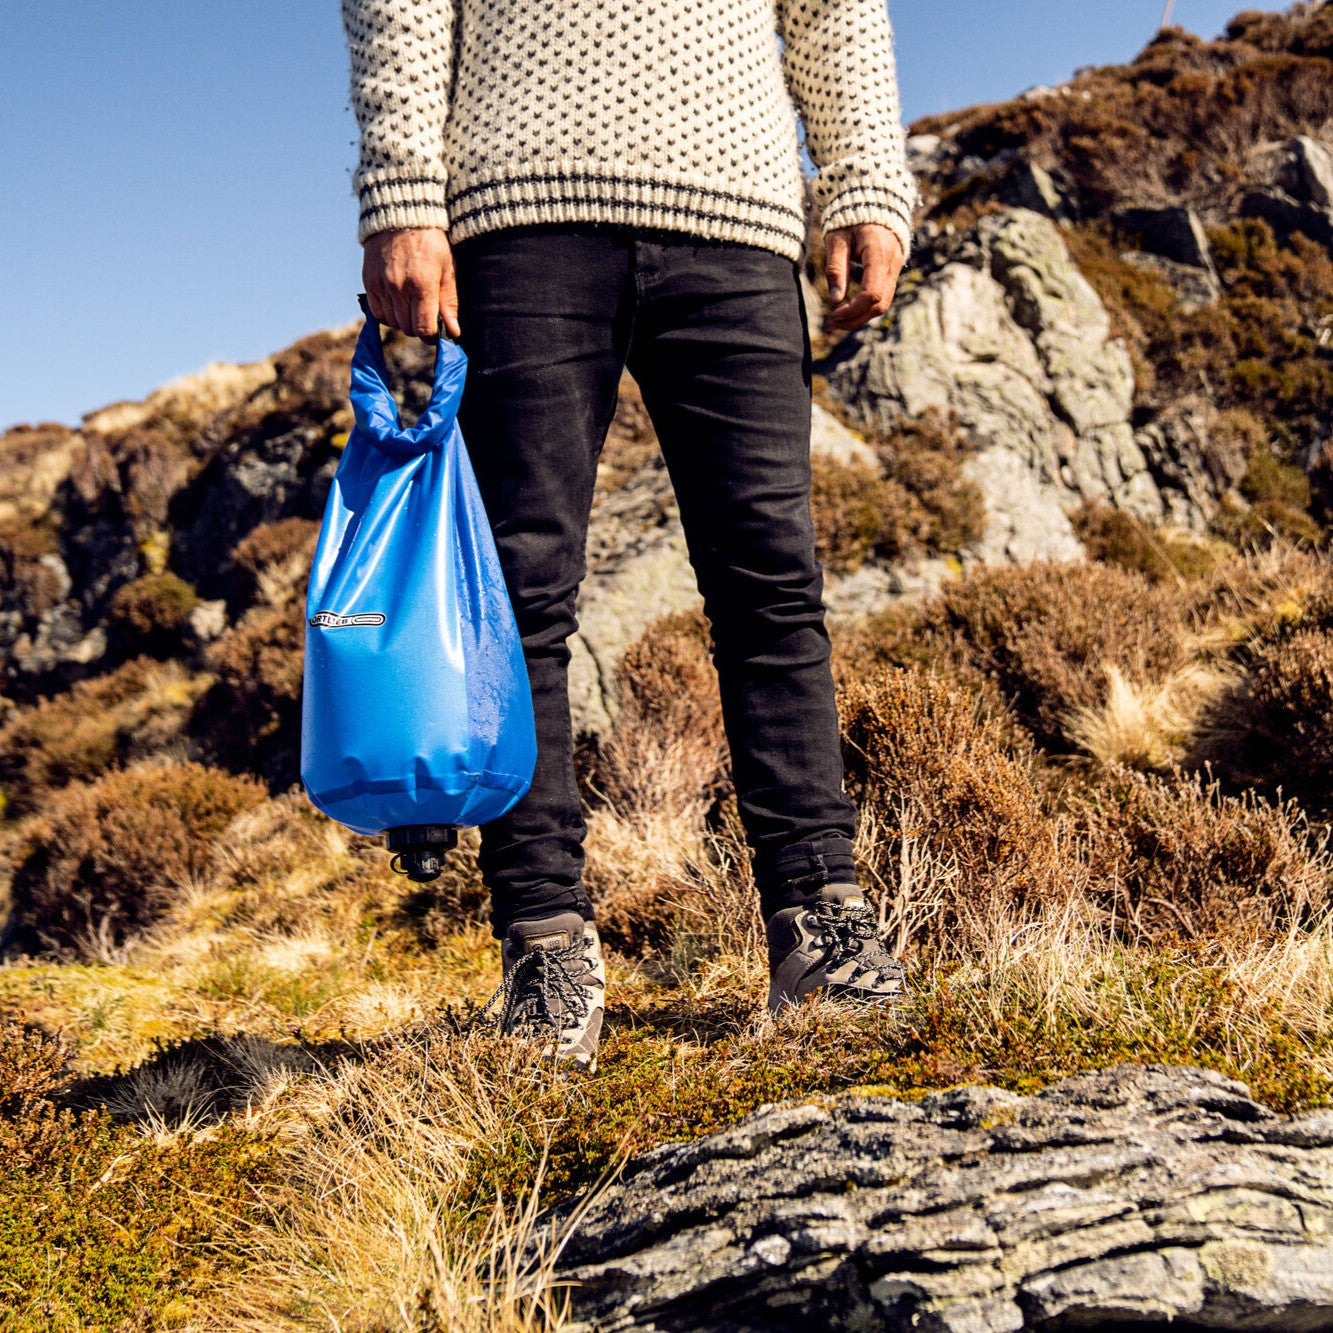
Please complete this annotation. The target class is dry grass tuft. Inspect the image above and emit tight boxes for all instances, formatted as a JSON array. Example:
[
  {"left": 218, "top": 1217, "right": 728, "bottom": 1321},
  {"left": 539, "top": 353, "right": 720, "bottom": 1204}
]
[
  {"left": 207, "top": 1033, "right": 596, "bottom": 1332},
  {"left": 1064, "top": 661, "right": 1239, "bottom": 771}
]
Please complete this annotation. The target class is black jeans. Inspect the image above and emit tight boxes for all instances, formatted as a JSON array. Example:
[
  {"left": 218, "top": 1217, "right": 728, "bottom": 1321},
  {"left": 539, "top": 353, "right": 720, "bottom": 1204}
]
[{"left": 453, "top": 222, "right": 858, "bottom": 936}]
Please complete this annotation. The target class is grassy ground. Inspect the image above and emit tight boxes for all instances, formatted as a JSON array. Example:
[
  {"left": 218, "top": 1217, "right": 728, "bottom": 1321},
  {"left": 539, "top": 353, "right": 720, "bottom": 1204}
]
[{"left": 2, "top": 542, "right": 1332, "bottom": 1329}]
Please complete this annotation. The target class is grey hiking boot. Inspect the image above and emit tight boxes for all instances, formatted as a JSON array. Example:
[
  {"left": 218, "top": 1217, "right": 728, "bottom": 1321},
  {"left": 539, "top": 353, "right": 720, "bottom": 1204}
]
[
  {"left": 482, "top": 911, "right": 605, "bottom": 1069},
  {"left": 765, "top": 883, "right": 906, "bottom": 1014}
]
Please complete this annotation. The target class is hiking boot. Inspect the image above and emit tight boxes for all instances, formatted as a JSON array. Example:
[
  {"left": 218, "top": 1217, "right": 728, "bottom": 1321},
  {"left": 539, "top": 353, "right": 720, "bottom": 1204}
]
[
  {"left": 765, "top": 883, "right": 906, "bottom": 1014},
  {"left": 482, "top": 911, "right": 605, "bottom": 1069}
]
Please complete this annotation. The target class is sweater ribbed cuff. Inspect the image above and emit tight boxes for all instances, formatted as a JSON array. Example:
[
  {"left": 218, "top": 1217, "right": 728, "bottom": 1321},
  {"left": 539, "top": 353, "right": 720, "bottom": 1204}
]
[
  {"left": 820, "top": 195, "right": 915, "bottom": 267},
  {"left": 356, "top": 177, "right": 450, "bottom": 244}
]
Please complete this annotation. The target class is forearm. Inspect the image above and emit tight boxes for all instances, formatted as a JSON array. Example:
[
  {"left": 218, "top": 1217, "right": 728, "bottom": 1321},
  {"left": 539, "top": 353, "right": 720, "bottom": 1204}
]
[
  {"left": 342, "top": 0, "right": 456, "bottom": 242},
  {"left": 778, "top": 0, "right": 918, "bottom": 260}
]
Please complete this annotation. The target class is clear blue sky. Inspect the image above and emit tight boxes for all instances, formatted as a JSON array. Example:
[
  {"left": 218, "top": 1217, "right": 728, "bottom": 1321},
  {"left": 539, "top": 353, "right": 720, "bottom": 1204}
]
[{"left": 1, "top": 0, "right": 1252, "bottom": 431}]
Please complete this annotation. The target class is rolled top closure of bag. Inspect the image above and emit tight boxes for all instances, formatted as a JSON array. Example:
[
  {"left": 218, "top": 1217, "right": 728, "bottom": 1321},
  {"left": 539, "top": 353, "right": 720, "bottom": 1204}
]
[{"left": 349, "top": 311, "right": 468, "bottom": 459}]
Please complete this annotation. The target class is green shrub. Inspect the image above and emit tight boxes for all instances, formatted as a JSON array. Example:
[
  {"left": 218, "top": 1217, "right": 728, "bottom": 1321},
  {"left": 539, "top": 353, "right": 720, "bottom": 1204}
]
[{"left": 0, "top": 1022, "right": 270, "bottom": 1329}]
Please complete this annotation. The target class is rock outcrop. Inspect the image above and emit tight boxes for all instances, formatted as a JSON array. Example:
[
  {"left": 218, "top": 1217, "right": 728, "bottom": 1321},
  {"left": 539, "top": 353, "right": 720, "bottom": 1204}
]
[
  {"left": 556, "top": 1065, "right": 1333, "bottom": 1333},
  {"left": 1244, "top": 134, "right": 1333, "bottom": 251},
  {"left": 823, "top": 210, "right": 1170, "bottom": 563}
]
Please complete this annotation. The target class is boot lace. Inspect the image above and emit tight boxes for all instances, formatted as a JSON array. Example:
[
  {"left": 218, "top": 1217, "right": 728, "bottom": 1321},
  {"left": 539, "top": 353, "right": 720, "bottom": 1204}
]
[
  {"left": 811, "top": 900, "right": 904, "bottom": 987},
  {"left": 480, "top": 941, "right": 593, "bottom": 1038}
]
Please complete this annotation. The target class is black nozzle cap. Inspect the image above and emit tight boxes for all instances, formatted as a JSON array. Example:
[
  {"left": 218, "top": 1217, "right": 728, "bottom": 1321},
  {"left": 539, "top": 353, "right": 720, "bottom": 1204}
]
[{"left": 385, "top": 825, "right": 459, "bottom": 884}]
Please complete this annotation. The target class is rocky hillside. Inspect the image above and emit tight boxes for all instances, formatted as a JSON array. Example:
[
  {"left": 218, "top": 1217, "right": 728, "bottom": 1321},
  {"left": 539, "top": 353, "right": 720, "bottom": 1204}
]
[
  {"left": 820, "top": 2, "right": 1333, "bottom": 565},
  {"left": 1, "top": 5, "right": 1332, "bottom": 1330}
]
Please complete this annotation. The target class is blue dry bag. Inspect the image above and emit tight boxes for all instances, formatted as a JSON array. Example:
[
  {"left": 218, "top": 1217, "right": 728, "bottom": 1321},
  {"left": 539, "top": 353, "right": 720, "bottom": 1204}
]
[{"left": 300, "top": 308, "right": 536, "bottom": 856}]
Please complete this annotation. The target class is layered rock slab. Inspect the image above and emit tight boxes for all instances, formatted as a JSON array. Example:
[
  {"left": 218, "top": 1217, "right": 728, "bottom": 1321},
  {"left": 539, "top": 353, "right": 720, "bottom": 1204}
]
[{"left": 556, "top": 1064, "right": 1333, "bottom": 1332}]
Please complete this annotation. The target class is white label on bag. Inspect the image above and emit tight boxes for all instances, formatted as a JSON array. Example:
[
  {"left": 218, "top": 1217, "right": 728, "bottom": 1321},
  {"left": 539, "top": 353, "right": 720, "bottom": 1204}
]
[{"left": 309, "top": 611, "right": 387, "bottom": 629}]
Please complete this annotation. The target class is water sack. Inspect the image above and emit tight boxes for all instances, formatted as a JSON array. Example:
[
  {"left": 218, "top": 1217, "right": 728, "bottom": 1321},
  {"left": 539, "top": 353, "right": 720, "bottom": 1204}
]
[{"left": 300, "top": 310, "right": 536, "bottom": 836}]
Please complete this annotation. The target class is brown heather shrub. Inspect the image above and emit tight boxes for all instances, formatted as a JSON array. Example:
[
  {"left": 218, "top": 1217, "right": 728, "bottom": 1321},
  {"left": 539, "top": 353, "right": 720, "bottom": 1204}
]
[
  {"left": 914, "top": 12, "right": 1333, "bottom": 220},
  {"left": 1245, "top": 628, "right": 1333, "bottom": 774},
  {"left": 933, "top": 561, "right": 1189, "bottom": 750},
  {"left": 114, "top": 427, "right": 195, "bottom": 532},
  {"left": 1213, "top": 445, "right": 1323, "bottom": 549},
  {"left": 1068, "top": 218, "right": 1333, "bottom": 512},
  {"left": 1072, "top": 503, "right": 1226, "bottom": 584},
  {"left": 873, "top": 409, "right": 986, "bottom": 554},
  {"left": 0, "top": 657, "right": 209, "bottom": 813},
  {"left": 590, "top": 609, "right": 728, "bottom": 819},
  {"left": 109, "top": 570, "right": 200, "bottom": 651},
  {"left": 1195, "top": 627, "right": 1333, "bottom": 815},
  {"left": 840, "top": 668, "right": 1075, "bottom": 948},
  {"left": 231, "top": 516, "right": 320, "bottom": 608},
  {"left": 1081, "top": 767, "right": 1333, "bottom": 941},
  {"left": 0, "top": 515, "right": 64, "bottom": 620},
  {"left": 1179, "top": 542, "right": 1333, "bottom": 636},
  {"left": 8, "top": 760, "right": 266, "bottom": 959},
  {"left": 808, "top": 401, "right": 985, "bottom": 567},
  {"left": 0, "top": 1019, "right": 71, "bottom": 1114},
  {"left": 193, "top": 601, "right": 304, "bottom": 785},
  {"left": 810, "top": 455, "right": 925, "bottom": 572},
  {"left": 210, "top": 602, "right": 304, "bottom": 726}
]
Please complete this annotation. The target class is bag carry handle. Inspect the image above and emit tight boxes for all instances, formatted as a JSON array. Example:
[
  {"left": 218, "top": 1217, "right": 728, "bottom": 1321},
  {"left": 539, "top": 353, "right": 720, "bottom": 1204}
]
[{"left": 350, "top": 294, "right": 467, "bottom": 457}]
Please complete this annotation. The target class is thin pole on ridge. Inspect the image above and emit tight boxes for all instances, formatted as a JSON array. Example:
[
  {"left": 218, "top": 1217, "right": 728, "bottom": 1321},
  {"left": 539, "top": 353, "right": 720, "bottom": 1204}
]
[{"left": 1159, "top": 0, "right": 1176, "bottom": 29}]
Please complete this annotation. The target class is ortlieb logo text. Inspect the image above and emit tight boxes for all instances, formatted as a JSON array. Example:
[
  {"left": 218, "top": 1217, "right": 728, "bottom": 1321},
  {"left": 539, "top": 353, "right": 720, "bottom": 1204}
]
[{"left": 309, "top": 611, "right": 387, "bottom": 629}]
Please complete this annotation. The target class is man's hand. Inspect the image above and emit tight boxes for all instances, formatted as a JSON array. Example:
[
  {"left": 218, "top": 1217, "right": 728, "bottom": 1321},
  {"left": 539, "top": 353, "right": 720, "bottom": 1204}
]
[
  {"left": 823, "top": 224, "right": 905, "bottom": 334},
  {"left": 362, "top": 227, "right": 461, "bottom": 339}
]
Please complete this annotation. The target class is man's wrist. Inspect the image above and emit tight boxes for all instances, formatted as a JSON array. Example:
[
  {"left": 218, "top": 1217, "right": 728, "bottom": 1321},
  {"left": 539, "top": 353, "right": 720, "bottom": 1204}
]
[{"left": 356, "top": 176, "right": 450, "bottom": 245}]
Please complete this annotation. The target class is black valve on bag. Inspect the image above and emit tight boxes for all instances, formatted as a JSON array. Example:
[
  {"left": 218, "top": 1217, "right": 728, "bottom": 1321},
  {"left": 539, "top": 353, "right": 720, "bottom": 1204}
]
[{"left": 386, "top": 825, "right": 460, "bottom": 883}]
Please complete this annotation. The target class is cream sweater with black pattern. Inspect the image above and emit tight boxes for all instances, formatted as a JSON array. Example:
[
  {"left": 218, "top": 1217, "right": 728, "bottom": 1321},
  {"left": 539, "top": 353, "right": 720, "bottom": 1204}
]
[{"left": 341, "top": 0, "right": 917, "bottom": 264}]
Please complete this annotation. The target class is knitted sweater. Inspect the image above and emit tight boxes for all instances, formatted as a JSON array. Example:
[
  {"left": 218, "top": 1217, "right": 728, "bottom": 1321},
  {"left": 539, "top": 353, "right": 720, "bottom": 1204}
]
[{"left": 341, "top": 0, "right": 917, "bottom": 264}]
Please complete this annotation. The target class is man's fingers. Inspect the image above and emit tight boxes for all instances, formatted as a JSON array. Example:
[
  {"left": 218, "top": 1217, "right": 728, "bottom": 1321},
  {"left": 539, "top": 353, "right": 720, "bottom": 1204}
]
[
  {"left": 405, "top": 282, "right": 438, "bottom": 339},
  {"left": 440, "top": 263, "right": 461, "bottom": 340},
  {"left": 825, "top": 230, "right": 852, "bottom": 305},
  {"left": 823, "top": 225, "right": 906, "bottom": 332},
  {"left": 825, "top": 290, "right": 881, "bottom": 331},
  {"left": 364, "top": 287, "right": 388, "bottom": 326},
  {"left": 361, "top": 251, "right": 389, "bottom": 325},
  {"left": 385, "top": 289, "right": 410, "bottom": 337}
]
